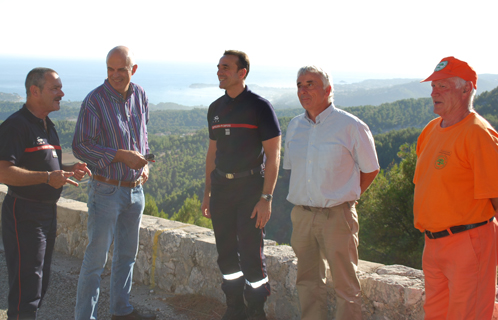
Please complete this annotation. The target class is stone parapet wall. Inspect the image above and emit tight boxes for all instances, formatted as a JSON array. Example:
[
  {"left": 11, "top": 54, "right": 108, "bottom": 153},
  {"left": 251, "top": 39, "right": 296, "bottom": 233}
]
[{"left": 0, "top": 185, "right": 426, "bottom": 319}]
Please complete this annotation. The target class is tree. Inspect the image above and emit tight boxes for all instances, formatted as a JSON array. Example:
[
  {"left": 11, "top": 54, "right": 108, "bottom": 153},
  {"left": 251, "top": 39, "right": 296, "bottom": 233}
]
[
  {"left": 170, "top": 194, "right": 213, "bottom": 229},
  {"left": 144, "top": 193, "right": 168, "bottom": 219},
  {"left": 357, "top": 143, "right": 424, "bottom": 269}
]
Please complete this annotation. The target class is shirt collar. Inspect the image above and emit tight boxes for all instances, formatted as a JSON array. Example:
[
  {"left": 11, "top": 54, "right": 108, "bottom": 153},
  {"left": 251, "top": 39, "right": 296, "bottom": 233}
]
[
  {"left": 223, "top": 85, "right": 249, "bottom": 103},
  {"left": 304, "top": 103, "right": 335, "bottom": 124},
  {"left": 20, "top": 104, "right": 54, "bottom": 128},
  {"left": 103, "top": 79, "right": 136, "bottom": 101}
]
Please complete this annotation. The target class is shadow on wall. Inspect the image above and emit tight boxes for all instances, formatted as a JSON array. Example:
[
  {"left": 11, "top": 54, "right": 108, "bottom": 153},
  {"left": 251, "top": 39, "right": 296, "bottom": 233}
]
[{"left": 0, "top": 184, "right": 426, "bottom": 320}]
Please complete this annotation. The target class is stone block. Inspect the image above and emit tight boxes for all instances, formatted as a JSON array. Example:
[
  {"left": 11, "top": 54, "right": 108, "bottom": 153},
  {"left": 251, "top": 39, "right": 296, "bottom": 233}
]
[{"left": 0, "top": 186, "right": 433, "bottom": 319}]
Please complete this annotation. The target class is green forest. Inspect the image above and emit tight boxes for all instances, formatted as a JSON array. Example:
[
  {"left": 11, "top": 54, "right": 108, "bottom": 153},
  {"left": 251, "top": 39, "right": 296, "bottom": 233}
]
[{"left": 2, "top": 86, "right": 498, "bottom": 269}]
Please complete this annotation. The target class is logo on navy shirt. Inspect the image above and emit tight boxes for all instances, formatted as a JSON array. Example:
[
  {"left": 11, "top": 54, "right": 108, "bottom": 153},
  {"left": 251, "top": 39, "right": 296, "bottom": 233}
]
[
  {"left": 36, "top": 137, "right": 44, "bottom": 145},
  {"left": 213, "top": 116, "right": 219, "bottom": 123}
]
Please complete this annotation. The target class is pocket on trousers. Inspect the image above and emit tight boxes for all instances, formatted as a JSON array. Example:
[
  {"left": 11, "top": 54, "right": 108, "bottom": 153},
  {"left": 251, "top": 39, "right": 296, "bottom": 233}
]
[
  {"left": 13, "top": 199, "right": 55, "bottom": 222},
  {"left": 339, "top": 202, "right": 358, "bottom": 233},
  {"left": 93, "top": 182, "right": 118, "bottom": 196},
  {"left": 290, "top": 206, "right": 297, "bottom": 224},
  {"left": 468, "top": 226, "right": 484, "bottom": 263}
]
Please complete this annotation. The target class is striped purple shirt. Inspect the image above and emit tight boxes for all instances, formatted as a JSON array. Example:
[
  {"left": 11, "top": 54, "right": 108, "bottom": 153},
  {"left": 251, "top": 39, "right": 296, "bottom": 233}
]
[{"left": 72, "top": 79, "right": 149, "bottom": 181}]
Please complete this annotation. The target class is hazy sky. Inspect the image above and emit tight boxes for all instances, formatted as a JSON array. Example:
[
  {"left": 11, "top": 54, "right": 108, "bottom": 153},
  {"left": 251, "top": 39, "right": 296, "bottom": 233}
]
[{"left": 1, "top": 0, "right": 496, "bottom": 78}]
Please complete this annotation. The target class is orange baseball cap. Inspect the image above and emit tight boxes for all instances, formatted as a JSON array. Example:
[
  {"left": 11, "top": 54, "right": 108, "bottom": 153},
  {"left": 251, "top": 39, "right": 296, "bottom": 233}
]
[{"left": 421, "top": 56, "right": 477, "bottom": 89}]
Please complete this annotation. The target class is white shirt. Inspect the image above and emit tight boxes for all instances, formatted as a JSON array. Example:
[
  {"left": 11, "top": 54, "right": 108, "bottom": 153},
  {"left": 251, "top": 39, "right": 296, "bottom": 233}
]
[{"left": 283, "top": 104, "right": 379, "bottom": 207}]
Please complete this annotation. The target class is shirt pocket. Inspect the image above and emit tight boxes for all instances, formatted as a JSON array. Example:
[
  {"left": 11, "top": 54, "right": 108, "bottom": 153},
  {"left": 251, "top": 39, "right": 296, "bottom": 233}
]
[
  {"left": 286, "top": 140, "right": 306, "bottom": 167},
  {"left": 317, "top": 144, "right": 344, "bottom": 171}
]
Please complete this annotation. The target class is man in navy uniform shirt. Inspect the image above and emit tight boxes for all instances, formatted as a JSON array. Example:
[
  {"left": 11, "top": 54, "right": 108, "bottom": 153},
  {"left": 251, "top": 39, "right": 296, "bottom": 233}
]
[
  {"left": 0, "top": 67, "right": 90, "bottom": 319},
  {"left": 201, "top": 50, "right": 281, "bottom": 320}
]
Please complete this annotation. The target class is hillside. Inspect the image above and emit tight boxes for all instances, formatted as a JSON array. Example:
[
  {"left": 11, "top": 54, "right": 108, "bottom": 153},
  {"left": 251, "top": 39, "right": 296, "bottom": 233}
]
[
  {"left": 259, "top": 74, "right": 498, "bottom": 109},
  {"left": 4, "top": 85, "right": 496, "bottom": 136},
  {"left": 2, "top": 86, "right": 497, "bottom": 259},
  {"left": 0, "top": 92, "right": 22, "bottom": 102}
]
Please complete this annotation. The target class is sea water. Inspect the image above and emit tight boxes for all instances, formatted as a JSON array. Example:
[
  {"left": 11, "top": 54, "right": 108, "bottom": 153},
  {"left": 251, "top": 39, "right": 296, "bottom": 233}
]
[{"left": 0, "top": 56, "right": 376, "bottom": 106}]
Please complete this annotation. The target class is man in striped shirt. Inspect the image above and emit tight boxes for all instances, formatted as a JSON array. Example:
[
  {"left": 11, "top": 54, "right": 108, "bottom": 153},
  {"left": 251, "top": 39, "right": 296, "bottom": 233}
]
[{"left": 73, "top": 46, "right": 155, "bottom": 320}]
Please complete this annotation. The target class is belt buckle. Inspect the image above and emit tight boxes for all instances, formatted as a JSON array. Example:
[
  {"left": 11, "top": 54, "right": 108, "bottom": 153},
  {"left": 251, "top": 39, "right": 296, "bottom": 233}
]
[
  {"left": 135, "top": 176, "right": 143, "bottom": 187},
  {"left": 425, "top": 231, "right": 435, "bottom": 239},
  {"left": 226, "top": 173, "right": 234, "bottom": 179}
]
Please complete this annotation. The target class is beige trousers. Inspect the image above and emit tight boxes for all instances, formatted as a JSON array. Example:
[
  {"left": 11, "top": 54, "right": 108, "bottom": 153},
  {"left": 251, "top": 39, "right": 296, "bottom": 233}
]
[{"left": 291, "top": 202, "right": 362, "bottom": 320}]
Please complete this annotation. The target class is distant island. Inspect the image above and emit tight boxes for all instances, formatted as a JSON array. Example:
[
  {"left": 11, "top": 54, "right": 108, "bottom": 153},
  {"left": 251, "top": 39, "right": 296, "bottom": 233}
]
[
  {"left": 0, "top": 92, "right": 22, "bottom": 102},
  {"left": 189, "top": 83, "right": 218, "bottom": 89}
]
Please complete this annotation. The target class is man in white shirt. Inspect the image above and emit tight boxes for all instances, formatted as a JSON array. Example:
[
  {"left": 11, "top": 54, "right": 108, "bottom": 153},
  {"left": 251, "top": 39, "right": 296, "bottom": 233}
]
[{"left": 283, "top": 66, "right": 379, "bottom": 320}]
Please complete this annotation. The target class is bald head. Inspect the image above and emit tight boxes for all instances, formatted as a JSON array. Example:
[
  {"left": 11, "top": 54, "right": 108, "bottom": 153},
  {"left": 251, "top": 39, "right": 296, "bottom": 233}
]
[
  {"left": 106, "top": 46, "right": 135, "bottom": 70},
  {"left": 106, "top": 46, "right": 138, "bottom": 95}
]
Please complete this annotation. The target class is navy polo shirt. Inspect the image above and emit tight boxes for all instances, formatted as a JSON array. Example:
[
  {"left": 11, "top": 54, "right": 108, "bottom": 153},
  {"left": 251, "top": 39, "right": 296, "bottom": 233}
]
[
  {"left": 208, "top": 86, "right": 281, "bottom": 173},
  {"left": 0, "top": 105, "right": 62, "bottom": 201}
]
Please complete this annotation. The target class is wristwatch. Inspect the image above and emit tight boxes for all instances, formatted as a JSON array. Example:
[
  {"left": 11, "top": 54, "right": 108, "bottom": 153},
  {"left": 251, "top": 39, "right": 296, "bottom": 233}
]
[{"left": 261, "top": 194, "right": 273, "bottom": 202}]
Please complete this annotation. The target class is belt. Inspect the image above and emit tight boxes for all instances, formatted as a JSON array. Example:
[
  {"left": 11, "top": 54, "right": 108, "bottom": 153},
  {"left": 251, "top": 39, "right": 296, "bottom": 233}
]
[
  {"left": 425, "top": 217, "right": 494, "bottom": 239},
  {"left": 301, "top": 202, "right": 352, "bottom": 211},
  {"left": 302, "top": 205, "right": 328, "bottom": 211},
  {"left": 7, "top": 189, "right": 58, "bottom": 204},
  {"left": 215, "top": 166, "right": 262, "bottom": 180},
  {"left": 93, "top": 175, "right": 143, "bottom": 188}
]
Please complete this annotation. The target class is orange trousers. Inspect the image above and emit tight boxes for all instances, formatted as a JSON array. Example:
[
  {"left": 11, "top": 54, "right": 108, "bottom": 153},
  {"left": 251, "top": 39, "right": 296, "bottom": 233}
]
[{"left": 422, "top": 220, "right": 497, "bottom": 320}]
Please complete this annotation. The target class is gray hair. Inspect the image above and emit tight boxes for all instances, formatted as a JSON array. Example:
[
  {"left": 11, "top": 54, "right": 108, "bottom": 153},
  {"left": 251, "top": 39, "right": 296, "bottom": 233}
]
[
  {"left": 451, "top": 76, "right": 476, "bottom": 110},
  {"left": 297, "top": 65, "right": 334, "bottom": 103},
  {"left": 25, "top": 67, "right": 57, "bottom": 97},
  {"left": 106, "top": 46, "right": 135, "bottom": 70}
]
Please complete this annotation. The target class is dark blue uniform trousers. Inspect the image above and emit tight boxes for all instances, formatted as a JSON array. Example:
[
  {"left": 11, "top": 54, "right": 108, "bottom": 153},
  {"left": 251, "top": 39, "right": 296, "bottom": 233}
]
[
  {"left": 2, "top": 194, "right": 57, "bottom": 320},
  {"left": 210, "top": 171, "right": 271, "bottom": 303}
]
